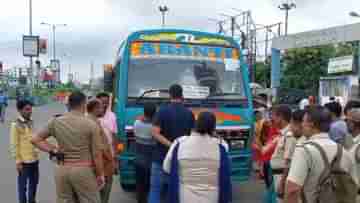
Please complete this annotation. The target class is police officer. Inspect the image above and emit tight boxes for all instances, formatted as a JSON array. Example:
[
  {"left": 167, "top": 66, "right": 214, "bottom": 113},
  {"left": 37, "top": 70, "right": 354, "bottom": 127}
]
[
  {"left": 270, "top": 104, "right": 296, "bottom": 203},
  {"left": 32, "top": 91, "right": 104, "bottom": 203},
  {"left": 346, "top": 108, "right": 360, "bottom": 202},
  {"left": 285, "top": 106, "right": 358, "bottom": 203},
  {"left": 86, "top": 99, "right": 114, "bottom": 203}
]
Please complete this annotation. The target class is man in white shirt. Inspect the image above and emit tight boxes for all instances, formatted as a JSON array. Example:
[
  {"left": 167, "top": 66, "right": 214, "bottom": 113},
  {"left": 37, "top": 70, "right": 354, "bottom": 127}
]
[
  {"left": 347, "top": 109, "right": 360, "bottom": 190},
  {"left": 285, "top": 106, "right": 358, "bottom": 203},
  {"left": 290, "top": 109, "right": 307, "bottom": 145},
  {"left": 270, "top": 104, "right": 297, "bottom": 202}
]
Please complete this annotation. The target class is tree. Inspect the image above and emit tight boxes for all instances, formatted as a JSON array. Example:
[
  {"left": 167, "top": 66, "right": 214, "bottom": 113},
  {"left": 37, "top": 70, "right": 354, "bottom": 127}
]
[
  {"left": 254, "top": 61, "right": 271, "bottom": 88},
  {"left": 280, "top": 44, "right": 339, "bottom": 95}
]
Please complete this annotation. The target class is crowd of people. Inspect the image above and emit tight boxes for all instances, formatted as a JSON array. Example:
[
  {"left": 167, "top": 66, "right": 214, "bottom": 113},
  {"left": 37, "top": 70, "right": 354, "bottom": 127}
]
[
  {"left": 252, "top": 99, "right": 360, "bottom": 203},
  {"left": 9, "top": 84, "right": 232, "bottom": 203},
  {"left": 10, "top": 91, "right": 118, "bottom": 203},
  {"left": 9, "top": 82, "right": 360, "bottom": 203}
]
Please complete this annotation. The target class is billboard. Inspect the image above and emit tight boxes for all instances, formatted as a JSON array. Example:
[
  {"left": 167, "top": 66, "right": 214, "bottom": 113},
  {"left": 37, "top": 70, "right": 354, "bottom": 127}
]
[
  {"left": 328, "top": 55, "right": 354, "bottom": 74},
  {"left": 39, "top": 38, "right": 47, "bottom": 54},
  {"left": 23, "top": 35, "right": 39, "bottom": 57}
]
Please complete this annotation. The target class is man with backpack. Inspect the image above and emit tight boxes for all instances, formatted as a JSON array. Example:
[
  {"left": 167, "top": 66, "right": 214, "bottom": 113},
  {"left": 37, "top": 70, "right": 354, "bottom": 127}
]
[
  {"left": 325, "top": 102, "right": 353, "bottom": 150},
  {"left": 347, "top": 109, "right": 360, "bottom": 199},
  {"left": 285, "top": 106, "right": 358, "bottom": 203}
]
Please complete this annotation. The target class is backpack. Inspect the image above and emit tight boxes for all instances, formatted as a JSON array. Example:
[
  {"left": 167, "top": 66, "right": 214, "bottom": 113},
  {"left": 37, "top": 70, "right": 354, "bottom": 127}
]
[
  {"left": 342, "top": 133, "right": 354, "bottom": 150},
  {"left": 303, "top": 142, "right": 357, "bottom": 203},
  {"left": 354, "top": 143, "right": 360, "bottom": 163}
]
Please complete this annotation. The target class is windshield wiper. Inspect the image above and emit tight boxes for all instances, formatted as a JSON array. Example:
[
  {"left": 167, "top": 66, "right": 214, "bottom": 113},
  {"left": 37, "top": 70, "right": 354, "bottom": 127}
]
[
  {"left": 206, "top": 92, "right": 245, "bottom": 99},
  {"left": 135, "top": 89, "right": 169, "bottom": 103}
]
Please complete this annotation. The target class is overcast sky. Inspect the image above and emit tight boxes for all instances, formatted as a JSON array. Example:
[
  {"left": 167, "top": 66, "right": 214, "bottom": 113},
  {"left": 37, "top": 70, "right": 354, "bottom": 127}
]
[{"left": 1, "top": 0, "right": 360, "bottom": 82}]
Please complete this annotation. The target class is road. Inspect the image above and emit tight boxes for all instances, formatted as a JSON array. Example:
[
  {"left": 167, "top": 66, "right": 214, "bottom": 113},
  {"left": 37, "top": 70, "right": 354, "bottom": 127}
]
[{"left": 0, "top": 101, "right": 264, "bottom": 203}]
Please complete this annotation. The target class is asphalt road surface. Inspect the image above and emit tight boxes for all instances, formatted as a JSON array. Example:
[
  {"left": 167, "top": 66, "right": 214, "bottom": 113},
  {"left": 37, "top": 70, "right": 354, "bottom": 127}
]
[{"left": 0, "top": 101, "right": 264, "bottom": 203}]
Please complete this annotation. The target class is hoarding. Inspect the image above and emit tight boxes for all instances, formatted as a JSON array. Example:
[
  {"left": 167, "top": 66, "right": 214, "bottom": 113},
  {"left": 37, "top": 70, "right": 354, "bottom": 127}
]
[
  {"left": 23, "top": 35, "right": 39, "bottom": 57},
  {"left": 39, "top": 38, "right": 47, "bottom": 54},
  {"left": 328, "top": 55, "right": 354, "bottom": 74}
]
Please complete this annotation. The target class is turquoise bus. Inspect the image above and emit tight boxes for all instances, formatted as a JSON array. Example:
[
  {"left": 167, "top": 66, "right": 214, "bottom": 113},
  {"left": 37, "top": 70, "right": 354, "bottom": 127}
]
[{"left": 112, "top": 29, "right": 254, "bottom": 190}]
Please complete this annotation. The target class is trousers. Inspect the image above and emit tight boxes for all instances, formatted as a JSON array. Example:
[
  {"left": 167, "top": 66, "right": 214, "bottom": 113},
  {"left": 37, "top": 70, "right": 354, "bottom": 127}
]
[
  {"left": 17, "top": 161, "right": 39, "bottom": 203},
  {"left": 55, "top": 165, "right": 101, "bottom": 203},
  {"left": 100, "top": 176, "right": 113, "bottom": 203}
]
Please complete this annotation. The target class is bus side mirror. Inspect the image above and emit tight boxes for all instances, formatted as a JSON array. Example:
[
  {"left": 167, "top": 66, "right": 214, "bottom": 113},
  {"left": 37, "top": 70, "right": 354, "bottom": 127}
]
[{"left": 104, "top": 64, "right": 114, "bottom": 92}]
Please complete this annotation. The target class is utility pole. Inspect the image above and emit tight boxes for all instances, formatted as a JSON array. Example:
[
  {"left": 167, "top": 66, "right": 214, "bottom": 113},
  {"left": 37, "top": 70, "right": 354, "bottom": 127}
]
[
  {"left": 29, "top": 0, "right": 34, "bottom": 93},
  {"left": 220, "top": 12, "right": 244, "bottom": 38},
  {"left": 41, "top": 22, "right": 67, "bottom": 84},
  {"left": 90, "top": 61, "right": 94, "bottom": 90},
  {"left": 219, "top": 10, "right": 258, "bottom": 82},
  {"left": 159, "top": 6, "right": 169, "bottom": 28},
  {"left": 52, "top": 25, "right": 56, "bottom": 61},
  {"left": 255, "top": 23, "right": 282, "bottom": 60},
  {"left": 208, "top": 18, "right": 226, "bottom": 34},
  {"left": 231, "top": 17, "right": 236, "bottom": 37}
]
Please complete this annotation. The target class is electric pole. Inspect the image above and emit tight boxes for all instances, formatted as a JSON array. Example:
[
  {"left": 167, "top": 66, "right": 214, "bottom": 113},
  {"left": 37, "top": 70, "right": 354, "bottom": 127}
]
[
  {"left": 29, "top": 0, "right": 34, "bottom": 93},
  {"left": 279, "top": 2, "right": 296, "bottom": 35},
  {"left": 208, "top": 18, "right": 226, "bottom": 34},
  {"left": 41, "top": 22, "right": 67, "bottom": 83},
  {"left": 90, "top": 61, "right": 94, "bottom": 90}
]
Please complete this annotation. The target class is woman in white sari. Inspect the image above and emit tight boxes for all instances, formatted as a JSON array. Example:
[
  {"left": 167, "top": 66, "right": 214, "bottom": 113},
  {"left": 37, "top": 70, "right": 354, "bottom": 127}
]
[{"left": 163, "top": 111, "right": 232, "bottom": 203}]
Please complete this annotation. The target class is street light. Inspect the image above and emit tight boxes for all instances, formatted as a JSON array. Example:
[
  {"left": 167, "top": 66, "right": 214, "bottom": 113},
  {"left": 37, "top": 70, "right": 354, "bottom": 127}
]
[
  {"left": 41, "top": 22, "right": 67, "bottom": 83},
  {"left": 159, "top": 5, "right": 169, "bottom": 28},
  {"left": 278, "top": 2, "right": 296, "bottom": 35},
  {"left": 350, "top": 11, "right": 360, "bottom": 18}
]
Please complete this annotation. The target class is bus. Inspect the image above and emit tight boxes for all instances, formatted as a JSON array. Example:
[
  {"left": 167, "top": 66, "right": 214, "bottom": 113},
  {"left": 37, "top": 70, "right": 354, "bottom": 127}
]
[{"left": 112, "top": 29, "right": 254, "bottom": 190}]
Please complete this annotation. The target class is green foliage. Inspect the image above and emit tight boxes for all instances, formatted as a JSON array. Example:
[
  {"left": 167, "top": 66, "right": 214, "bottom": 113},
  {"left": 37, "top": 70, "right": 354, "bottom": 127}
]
[
  {"left": 280, "top": 42, "right": 355, "bottom": 94},
  {"left": 55, "top": 82, "right": 79, "bottom": 92},
  {"left": 255, "top": 61, "right": 271, "bottom": 88}
]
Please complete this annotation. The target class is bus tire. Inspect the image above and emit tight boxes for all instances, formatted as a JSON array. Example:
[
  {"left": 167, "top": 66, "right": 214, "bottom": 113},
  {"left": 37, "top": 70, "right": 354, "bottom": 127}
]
[{"left": 121, "top": 183, "right": 135, "bottom": 192}]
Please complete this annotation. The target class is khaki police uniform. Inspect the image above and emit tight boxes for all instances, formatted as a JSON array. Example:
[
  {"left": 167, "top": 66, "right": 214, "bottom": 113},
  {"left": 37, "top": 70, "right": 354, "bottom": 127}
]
[
  {"left": 270, "top": 125, "right": 297, "bottom": 203},
  {"left": 296, "top": 136, "right": 307, "bottom": 145},
  {"left": 87, "top": 114, "right": 114, "bottom": 203},
  {"left": 40, "top": 111, "right": 103, "bottom": 203},
  {"left": 287, "top": 133, "right": 358, "bottom": 203},
  {"left": 349, "top": 135, "right": 360, "bottom": 202}
]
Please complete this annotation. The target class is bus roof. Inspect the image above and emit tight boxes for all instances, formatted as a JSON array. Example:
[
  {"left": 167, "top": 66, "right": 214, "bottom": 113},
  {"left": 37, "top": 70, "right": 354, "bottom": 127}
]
[{"left": 122, "top": 29, "right": 240, "bottom": 48}]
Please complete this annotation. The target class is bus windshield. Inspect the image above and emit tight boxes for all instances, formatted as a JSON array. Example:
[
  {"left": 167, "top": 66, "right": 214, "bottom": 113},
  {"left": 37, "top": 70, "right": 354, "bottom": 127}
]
[{"left": 127, "top": 42, "right": 245, "bottom": 101}]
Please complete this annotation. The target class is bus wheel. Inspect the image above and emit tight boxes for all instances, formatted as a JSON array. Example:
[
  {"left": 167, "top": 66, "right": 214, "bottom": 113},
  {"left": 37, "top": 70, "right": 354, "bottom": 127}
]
[{"left": 121, "top": 183, "right": 135, "bottom": 192}]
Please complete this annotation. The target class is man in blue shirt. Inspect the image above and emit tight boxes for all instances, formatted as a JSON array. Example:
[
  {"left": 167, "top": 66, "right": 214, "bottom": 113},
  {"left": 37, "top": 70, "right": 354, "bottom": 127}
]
[
  {"left": 148, "top": 84, "right": 195, "bottom": 203},
  {"left": 325, "top": 101, "right": 353, "bottom": 149},
  {"left": 0, "top": 90, "right": 8, "bottom": 123}
]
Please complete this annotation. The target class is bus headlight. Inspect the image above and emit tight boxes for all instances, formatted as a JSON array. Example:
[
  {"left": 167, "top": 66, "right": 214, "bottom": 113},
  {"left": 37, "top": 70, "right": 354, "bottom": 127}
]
[{"left": 117, "top": 143, "right": 125, "bottom": 154}]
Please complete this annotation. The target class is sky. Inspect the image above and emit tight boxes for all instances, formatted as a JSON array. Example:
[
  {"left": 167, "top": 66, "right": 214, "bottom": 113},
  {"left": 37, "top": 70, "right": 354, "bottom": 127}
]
[{"left": 1, "top": 0, "right": 360, "bottom": 82}]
